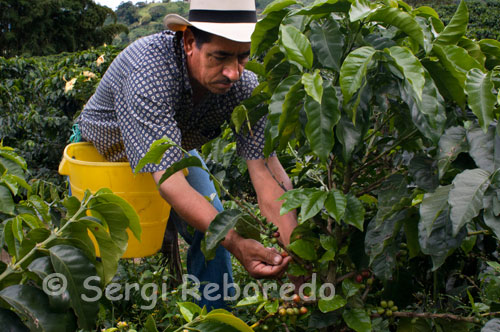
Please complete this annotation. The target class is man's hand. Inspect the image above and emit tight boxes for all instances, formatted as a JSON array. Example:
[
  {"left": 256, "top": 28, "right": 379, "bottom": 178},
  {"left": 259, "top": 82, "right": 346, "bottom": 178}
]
[{"left": 223, "top": 233, "right": 291, "bottom": 279}]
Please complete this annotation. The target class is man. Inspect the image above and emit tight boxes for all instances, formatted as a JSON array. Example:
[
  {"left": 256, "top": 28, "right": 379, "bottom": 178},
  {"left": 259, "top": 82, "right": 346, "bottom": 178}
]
[{"left": 77, "top": 0, "right": 297, "bottom": 309}]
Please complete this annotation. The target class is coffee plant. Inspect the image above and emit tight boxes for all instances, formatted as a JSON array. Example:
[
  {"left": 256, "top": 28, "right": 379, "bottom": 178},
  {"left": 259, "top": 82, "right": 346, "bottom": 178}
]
[
  {"left": 140, "top": 0, "right": 500, "bottom": 331},
  {"left": 0, "top": 145, "right": 141, "bottom": 331}
]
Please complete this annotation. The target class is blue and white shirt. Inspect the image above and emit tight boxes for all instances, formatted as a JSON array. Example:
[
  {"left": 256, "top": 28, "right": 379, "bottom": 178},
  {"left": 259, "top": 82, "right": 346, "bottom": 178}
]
[{"left": 77, "top": 31, "right": 266, "bottom": 173}]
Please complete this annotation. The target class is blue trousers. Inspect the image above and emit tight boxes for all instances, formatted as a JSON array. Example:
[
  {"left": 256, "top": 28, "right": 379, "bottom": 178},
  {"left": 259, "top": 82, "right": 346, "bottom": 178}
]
[{"left": 169, "top": 150, "right": 234, "bottom": 310}]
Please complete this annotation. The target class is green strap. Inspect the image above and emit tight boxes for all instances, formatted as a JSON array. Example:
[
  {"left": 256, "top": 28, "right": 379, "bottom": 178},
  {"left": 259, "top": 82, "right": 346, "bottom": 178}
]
[{"left": 69, "top": 124, "right": 82, "bottom": 143}]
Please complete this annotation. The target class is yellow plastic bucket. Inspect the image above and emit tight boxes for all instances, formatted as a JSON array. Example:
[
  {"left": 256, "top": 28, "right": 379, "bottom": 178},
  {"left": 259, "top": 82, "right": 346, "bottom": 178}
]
[{"left": 58, "top": 142, "right": 170, "bottom": 258}]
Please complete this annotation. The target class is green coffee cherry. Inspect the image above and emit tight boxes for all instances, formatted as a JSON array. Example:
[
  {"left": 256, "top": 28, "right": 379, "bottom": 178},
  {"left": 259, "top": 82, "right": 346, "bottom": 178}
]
[{"left": 380, "top": 300, "right": 388, "bottom": 308}]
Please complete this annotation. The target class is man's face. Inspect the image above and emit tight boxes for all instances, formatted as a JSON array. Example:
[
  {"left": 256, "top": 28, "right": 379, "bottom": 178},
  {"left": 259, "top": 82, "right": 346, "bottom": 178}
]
[{"left": 184, "top": 30, "right": 251, "bottom": 95}]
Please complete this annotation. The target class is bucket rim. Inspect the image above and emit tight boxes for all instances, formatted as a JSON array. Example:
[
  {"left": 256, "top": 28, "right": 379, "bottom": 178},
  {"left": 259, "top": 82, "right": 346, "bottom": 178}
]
[{"left": 63, "top": 142, "right": 132, "bottom": 168}]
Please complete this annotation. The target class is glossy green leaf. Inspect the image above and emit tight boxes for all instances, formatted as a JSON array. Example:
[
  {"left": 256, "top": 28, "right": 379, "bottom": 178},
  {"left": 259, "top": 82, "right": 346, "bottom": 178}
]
[
  {"left": 80, "top": 218, "right": 122, "bottom": 285},
  {"left": 324, "top": 189, "right": 347, "bottom": 222},
  {"left": 11, "top": 216, "right": 23, "bottom": 243},
  {"left": 134, "top": 138, "right": 176, "bottom": 173},
  {"left": 420, "top": 185, "right": 452, "bottom": 237},
  {"left": 236, "top": 294, "right": 265, "bottom": 307},
  {"left": 409, "top": 156, "right": 439, "bottom": 192},
  {"left": 177, "top": 302, "right": 201, "bottom": 323},
  {"left": 344, "top": 194, "right": 365, "bottom": 231},
  {"left": 318, "top": 295, "right": 346, "bottom": 313},
  {"left": 467, "top": 125, "right": 496, "bottom": 173},
  {"left": 264, "top": 299, "right": 279, "bottom": 314},
  {"left": 262, "top": 0, "right": 297, "bottom": 15},
  {"left": 386, "top": 46, "right": 425, "bottom": 101},
  {"left": 422, "top": 59, "right": 466, "bottom": 108},
  {"left": 418, "top": 209, "right": 466, "bottom": 270},
  {"left": 432, "top": 44, "right": 483, "bottom": 89},
  {"left": 234, "top": 215, "right": 261, "bottom": 241},
  {"left": 343, "top": 308, "right": 371, "bottom": 332},
  {"left": 277, "top": 76, "right": 304, "bottom": 149},
  {"left": 413, "top": 6, "right": 439, "bottom": 19},
  {"left": 434, "top": 0, "right": 468, "bottom": 46},
  {"left": 437, "top": 126, "right": 468, "bottom": 179},
  {"left": 0, "top": 184, "right": 15, "bottom": 215},
  {"left": 27, "top": 195, "right": 50, "bottom": 223},
  {"left": 479, "top": 39, "right": 500, "bottom": 70},
  {"left": 300, "top": 190, "right": 328, "bottom": 221},
  {"left": 279, "top": 188, "right": 316, "bottom": 215},
  {"left": 310, "top": 19, "right": 344, "bottom": 72},
  {"left": 369, "top": 7, "right": 424, "bottom": 48},
  {"left": 158, "top": 156, "right": 204, "bottom": 185},
  {"left": 336, "top": 117, "right": 363, "bottom": 162},
  {"left": 244, "top": 60, "right": 266, "bottom": 77},
  {"left": 49, "top": 245, "right": 99, "bottom": 330},
  {"left": 302, "top": 70, "right": 323, "bottom": 104},
  {"left": 0, "top": 148, "right": 27, "bottom": 171},
  {"left": 375, "top": 174, "right": 408, "bottom": 226},
  {"left": 201, "top": 209, "right": 243, "bottom": 261},
  {"left": 465, "top": 69, "right": 496, "bottom": 132},
  {"left": 251, "top": 9, "right": 288, "bottom": 56},
  {"left": 0, "top": 307, "right": 29, "bottom": 332},
  {"left": 279, "top": 24, "right": 313, "bottom": 69},
  {"left": 342, "top": 278, "right": 362, "bottom": 298},
  {"left": 288, "top": 238, "right": 318, "bottom": 261},
  {"left": 349, "top": 0, "right": 376, "bottom": 22},
  {"left": 0, "top": 285, "right": 76, "bottom": 332},
  {"left": 449, "top": 169, "right": 490, "bottom": 236},
  {"left": 304, "top": 82, "right": 340, "bottom": 162},
  {"left": 205, "top": 312, "right": 254, "bottom": 332},
  {"left": 458, "top": 37, "right": 486, "bottom": 67},
  {"left": 340, "top": 46, "right": 376, "bottom": 105},
  {"left": 231, "top": 105, "right": 248, "bottom": 134},
  {"left": 484, "top": 193, "right": 500, "bottom": 240}
]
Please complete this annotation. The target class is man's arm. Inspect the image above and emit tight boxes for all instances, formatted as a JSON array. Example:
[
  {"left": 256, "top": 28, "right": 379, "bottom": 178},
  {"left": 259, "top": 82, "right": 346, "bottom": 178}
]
[
  {"left": 152, "top": 170, "right": 291, "bottom": 278},
  {"left": 246, "top": 157, "right": 298, "bottom": 246}
]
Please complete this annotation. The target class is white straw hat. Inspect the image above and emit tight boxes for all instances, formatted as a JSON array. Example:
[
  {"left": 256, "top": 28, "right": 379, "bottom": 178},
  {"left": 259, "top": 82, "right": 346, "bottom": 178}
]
[{"left": 163, "top": 0, "right": 257, "bottom": 43}]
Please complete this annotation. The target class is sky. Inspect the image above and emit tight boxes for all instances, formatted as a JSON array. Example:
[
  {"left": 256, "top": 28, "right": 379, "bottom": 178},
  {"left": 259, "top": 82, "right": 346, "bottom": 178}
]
[{"left": 95, "top": 0, "right": 182, "bottom": 11}]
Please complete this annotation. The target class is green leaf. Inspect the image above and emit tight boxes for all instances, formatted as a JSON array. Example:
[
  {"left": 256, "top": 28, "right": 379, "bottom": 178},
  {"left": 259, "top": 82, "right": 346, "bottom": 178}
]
[
  {"left": 279, "top": 24, "right": 313, "bottom": 69},
  {"left": 244, "top": 60, "right": 266, "bottom": 77},
  {"left": 336, "top": 117, "right": 363, "bottom": 162},
  {"left": 344, "top": 194, "right": 365, "bottom": 231},
  {"left": 484, "top": 192, "right": 500, "bottom": 240},
  {"left": 375, "top": 174, "right": 408, "bottom": 225},
  {"left": 27, "top": 195, "right": 50, "bottom": 223},
  {"left": 0, "top": 285, "right": 76, "bottom": 332},
  {"left": 201, "top": 210, "right": 243, "bottom": 261},
  {"left": 302, "top": 70, "right": 323, "bottom": 104},
  {"left": 318, "top": 295, "right": 346, "bottom": 313},
  {"left": 264, "top": 299, "right": 279, "bottom": 314},
  {"left": 420, "top": 185, "right": 452, "bottom": 237},
  {"left": 0, "top": 307, "right": 29, "bottom": 332},
  {"left": 236, "top": 294, "right": 265, "bottom": 307},
  {"left": 0, "top": 184, "right": 15, "bottom": 215},
  {"left": 479, "top": 39, "right": 500, "bottom": 70},
  {"left": 300, "top": 190, "right": 328, "bottom": 221},
  {"left": 342, "top": 308, "right": 371, "bottom": 332},
  {"left": 349, "top": 0, "right": 376, "bottom": 22},
  {"left": 325, "top": 189, "right": 347, "bottom": 222},
  {"left": 310, "top": 19, "right": 344, "bottom": 72},
  {"left": 0, "top": 149, "right": 27, "bottom": 171},
  {"left": 437, "top": 126, "right": 469, "bottom": 179},
  {"left": 465, "top": 69, "right": 496, "bottom": 132},
  {"left": 449, "top": 168, "right": 491, "bottom": 236},
  {"left": 304, "top": 82, "right": 340, "bottom": 163},
  {"left": 386, "top": 46, "right": 425, "bottom": 101},
  {"left": 467, "top": 125, "right": 496, "bottom": 173},
  {"left": 342, "top": 278, "right": 362, "bottom": 298},
  {"left": 458, "top": 37, "right": 486, "bottom": 67},
  {"left": 422, "top": 59, "right": 466, "bottom": 108},
  {"left": 262, "top": 0, "right": 297, "bottom": 15},
  {"left": 49, "top": 245, "right": 99, "bottom": 330},
  {"left": 432, "top": 44, "right": 483, "bottom": 89},
  {"left": 340, "top": 46, "right": 376, "bottom": 105},
  {"left": 205, "top": 312, "right": 254, "bottom": 332},
  {"left": 177, "top": 302, "right": 201, "bottom": 323},
  {"left": 369, "top": 7, "right": 424, "bottom": 48},
  {"left": 80, "top": 218, "right": 122, "bottom": 284},
  {"left": 419, "top": 206, "right": 466, "bottom": 270},
  {"left": 434, "top": 0, "right": 468, "bottom": 46},
  {"left": 288, "top": 238, "right": 318, "bottom": 261},
  {"left": 409, "top": 156, "right": 439, "bottom": 192},
  {"left": 277, "top": 76, "right": 304, "bottom": 149},
  {"left": 251, "top": 10, "right": 288, "bottom": 57},
  {"left": 231, "top": 105, "right": 248, "bottom": 134},
  {"left": 279, "top": 188, "right": 316, "bottom": 215},
  {"left": 292, "top": 0, "right": 351, "bottom": 16},
  {"left": 234, "top": 215, "right": 261, "bottom": 241},
  {"left": 158, "top": 156, "right": 204, "bottom": 185},
  {"left": 144, "top": 314, "right": 159, "bottom": 332},
  {"left": 134, "top": 138, "right": 176, "bottom": 173}
]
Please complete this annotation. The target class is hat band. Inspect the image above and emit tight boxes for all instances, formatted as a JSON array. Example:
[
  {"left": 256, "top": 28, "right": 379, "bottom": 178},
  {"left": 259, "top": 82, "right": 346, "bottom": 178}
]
[{"left": 188, "top": 10, "right": 257, "bottom": 23}]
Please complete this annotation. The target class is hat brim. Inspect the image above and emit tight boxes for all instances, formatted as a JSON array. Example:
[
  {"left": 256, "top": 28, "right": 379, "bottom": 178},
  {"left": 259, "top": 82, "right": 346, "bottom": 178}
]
[{"left": 163, "top": 14, "right": 255, "bottom": 43}]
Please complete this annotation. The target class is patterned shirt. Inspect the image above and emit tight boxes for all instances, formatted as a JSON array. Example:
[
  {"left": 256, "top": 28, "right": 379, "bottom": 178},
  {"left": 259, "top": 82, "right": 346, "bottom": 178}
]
[{"left": 77, "top": 31, "right": 266, "bottom": 173}]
